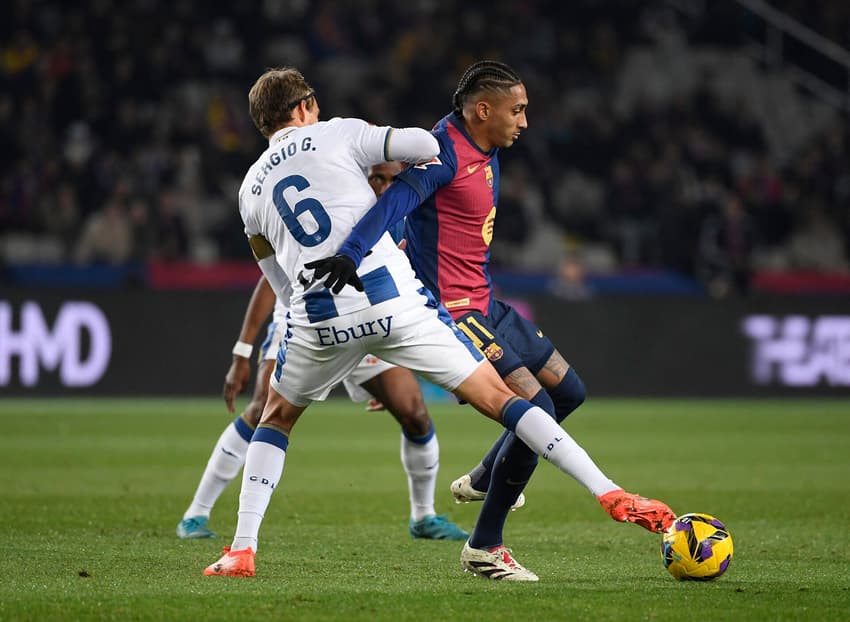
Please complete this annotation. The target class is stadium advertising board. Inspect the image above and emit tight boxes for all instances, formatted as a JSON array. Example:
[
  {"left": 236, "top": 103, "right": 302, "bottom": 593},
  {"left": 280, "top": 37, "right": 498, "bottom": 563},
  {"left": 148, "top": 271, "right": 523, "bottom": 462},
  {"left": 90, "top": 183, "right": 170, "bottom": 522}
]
[
  {"left": 1, "top": 291, "right": 249, "bottom": 397},
  {"left": 741, "top": 315, "right": 850, "bottom": 387},
  {"left": 0, "top": 300, "right": 111, "bottom": 387},
  {"left": 1, "top": 292, "right": 848, "bottom": 397},
  {"left": 514, "top": 296, "right": 850, "bottom": 397}
]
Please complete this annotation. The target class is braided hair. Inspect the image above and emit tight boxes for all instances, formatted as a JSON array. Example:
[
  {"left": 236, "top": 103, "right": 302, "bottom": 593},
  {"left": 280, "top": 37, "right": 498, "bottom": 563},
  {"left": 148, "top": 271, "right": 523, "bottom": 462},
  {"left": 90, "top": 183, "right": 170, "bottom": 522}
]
[{"left": 451, "top": 60, "right": 523, "bottom": 116}]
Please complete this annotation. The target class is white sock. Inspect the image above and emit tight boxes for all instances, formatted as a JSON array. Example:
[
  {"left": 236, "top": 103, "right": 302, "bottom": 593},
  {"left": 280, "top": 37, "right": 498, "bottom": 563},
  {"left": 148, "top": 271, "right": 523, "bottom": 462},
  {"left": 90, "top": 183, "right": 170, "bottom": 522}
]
[
  {"left": 231, "top": 441, "right": 286, "bottom": 552},
  {"left": 514, "top": 406, "right": 620, "bottom": 497},
  {"left": 183, "top": 422, "right": 250, "bottom": 519},
  {"left": 400, "top": 432, "right": 438, "bottom": 521}
]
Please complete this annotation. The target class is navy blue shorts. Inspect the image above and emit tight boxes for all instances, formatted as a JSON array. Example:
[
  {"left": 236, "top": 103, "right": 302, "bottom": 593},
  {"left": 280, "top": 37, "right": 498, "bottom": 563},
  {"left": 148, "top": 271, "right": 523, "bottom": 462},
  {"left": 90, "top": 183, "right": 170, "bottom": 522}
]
[{"left": 454, "top": 299, "right": 555, "bottom": 378}]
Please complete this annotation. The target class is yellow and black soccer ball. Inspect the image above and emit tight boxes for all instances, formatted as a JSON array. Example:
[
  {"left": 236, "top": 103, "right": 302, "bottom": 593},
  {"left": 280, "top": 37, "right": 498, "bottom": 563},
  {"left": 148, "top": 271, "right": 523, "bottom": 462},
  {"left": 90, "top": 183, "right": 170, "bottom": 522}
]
[{"left": 661, "top": 512, "right": 733, "bottom": 580}]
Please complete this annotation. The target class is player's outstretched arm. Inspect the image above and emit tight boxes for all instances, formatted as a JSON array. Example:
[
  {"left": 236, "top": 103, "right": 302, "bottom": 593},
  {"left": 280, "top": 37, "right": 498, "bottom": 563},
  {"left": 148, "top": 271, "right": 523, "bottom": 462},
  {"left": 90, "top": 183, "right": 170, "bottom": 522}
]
[
  {"left": 338, "top": 180, "right": 424, "bottom": 266},
  {"left": 303, "top": 178, "right": 424, "bottom": 293},
  {"left": 304, "top": 124, "right": 438, "bottom": 293}
]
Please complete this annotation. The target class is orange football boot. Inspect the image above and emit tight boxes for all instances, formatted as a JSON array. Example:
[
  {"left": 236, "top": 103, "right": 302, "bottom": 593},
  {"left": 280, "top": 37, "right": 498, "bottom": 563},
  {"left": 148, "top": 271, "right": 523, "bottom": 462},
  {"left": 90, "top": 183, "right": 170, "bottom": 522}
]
[
  {"left": 204, "top": 546, "right": 256, "bottom": 577},
  {"left": 598, "top": 489, "right": 676, "bottom": 533}
]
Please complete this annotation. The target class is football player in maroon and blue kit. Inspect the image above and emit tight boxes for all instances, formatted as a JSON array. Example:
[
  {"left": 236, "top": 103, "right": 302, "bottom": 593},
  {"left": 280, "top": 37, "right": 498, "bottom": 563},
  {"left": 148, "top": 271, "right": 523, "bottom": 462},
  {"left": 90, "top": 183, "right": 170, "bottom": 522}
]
[{"left": 309, "top": 60, "right": 675, "bottom": 580}]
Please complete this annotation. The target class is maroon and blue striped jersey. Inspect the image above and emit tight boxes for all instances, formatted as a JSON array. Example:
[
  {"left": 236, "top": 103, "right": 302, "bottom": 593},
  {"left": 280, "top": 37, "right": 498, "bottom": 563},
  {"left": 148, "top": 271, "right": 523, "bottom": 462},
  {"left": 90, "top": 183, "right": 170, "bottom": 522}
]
[{"left": 339, "top": 112, "right": 500, "bottom": 318}]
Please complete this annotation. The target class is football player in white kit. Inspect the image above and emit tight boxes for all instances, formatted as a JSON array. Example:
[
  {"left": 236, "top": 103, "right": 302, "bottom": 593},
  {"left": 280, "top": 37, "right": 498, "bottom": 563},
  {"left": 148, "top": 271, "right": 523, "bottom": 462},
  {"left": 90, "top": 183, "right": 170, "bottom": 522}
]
[
  {"left": 177, "top": 162, "right": 467, "bottom": 542},
  {"left": 205, "top": 67, "right": 674, "bottom": 580}
]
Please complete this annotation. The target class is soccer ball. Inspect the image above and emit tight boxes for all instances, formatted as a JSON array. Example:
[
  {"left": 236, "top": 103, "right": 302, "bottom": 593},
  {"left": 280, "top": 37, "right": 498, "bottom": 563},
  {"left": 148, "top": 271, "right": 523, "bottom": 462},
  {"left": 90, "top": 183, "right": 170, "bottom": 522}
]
[{"left": 661, "top": 513, "right": 733, "bottom": 580}]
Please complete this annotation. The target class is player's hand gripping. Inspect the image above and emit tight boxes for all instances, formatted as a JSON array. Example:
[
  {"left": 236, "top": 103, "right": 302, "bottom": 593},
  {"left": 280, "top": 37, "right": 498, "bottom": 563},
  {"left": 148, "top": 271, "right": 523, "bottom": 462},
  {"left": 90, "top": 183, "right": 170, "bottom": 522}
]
[{"left": 304, "top": 254, "right": 364, "bottom": 294}]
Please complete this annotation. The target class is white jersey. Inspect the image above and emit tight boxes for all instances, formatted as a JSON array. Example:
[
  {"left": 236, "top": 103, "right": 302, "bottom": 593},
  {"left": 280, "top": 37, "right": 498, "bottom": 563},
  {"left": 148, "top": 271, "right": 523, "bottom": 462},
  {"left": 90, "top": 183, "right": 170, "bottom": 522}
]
[
  {"left": 239, "top": 117, "right": 422, "bottom": 326},
  {"left": 267, "top": 269, "right": 294, "bottom": 324},
  {"left": 238, "top": 116, "right": 483, "bottom": 406},
  {"left": 272, "top": 294, "right": 288, "bottom": 325}
]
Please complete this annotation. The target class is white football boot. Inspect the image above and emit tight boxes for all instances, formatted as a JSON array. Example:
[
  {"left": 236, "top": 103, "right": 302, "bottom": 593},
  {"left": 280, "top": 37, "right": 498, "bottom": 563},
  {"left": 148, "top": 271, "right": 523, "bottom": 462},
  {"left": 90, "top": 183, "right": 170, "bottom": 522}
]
[
  {"left": 450, "top": 474, "right": 526, "bottom": 510},
  {"left": 460, "top": 541, "right": 539, "bottom": 582}
]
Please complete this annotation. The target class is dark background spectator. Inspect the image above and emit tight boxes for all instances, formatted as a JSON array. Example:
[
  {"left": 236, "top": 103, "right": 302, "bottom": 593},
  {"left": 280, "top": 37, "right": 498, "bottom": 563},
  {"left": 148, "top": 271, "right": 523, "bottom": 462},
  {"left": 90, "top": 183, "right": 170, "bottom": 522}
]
[
  {"left": 1, "top": 0, "right": 848, "bottom": 295},
  {"left": 697, "top": 194, "right": 757, "bottom": 298}
]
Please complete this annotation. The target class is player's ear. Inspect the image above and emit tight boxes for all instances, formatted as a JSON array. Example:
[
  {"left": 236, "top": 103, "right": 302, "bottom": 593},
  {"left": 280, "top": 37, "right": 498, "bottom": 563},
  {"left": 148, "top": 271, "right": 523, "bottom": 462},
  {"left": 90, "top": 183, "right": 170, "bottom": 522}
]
[
  {"left": 295, "top": 100, "right": 308, "bottom": 120},
  {"left": 476, "top": 101, "right": 489, "bottom": 121},
  {"left": 293, "top": 98, "right": 313, "bottom": 122}
]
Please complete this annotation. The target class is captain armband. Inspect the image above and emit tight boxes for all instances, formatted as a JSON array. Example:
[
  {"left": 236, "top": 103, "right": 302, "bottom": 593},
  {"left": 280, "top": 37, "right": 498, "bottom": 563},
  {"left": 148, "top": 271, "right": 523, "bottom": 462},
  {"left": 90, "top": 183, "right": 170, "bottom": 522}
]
[{"left": 248, "top": 234, "right": 275, "bottom": 261}]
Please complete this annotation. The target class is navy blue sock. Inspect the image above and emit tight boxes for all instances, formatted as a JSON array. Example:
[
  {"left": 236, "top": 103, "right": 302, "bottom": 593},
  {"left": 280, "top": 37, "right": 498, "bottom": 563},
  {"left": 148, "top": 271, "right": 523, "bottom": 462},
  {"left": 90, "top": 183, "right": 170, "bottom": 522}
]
[
  {"left": 469, "top": 388, "right": 554, "bottom": 491},
  {"left": 468, "top": 390, "right": 553, "bottom": 549},
  {"left": 548, "top": 367, "right": 586, "bottom": 422}
]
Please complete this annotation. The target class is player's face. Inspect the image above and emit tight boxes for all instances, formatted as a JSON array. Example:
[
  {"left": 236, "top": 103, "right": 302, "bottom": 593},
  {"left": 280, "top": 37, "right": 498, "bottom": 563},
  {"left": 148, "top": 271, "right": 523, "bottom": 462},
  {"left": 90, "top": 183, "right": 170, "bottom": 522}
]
[
  {"left": 485, "top": 83, "right": 528, "bottom": 149},
  {"left": 367, "top": 161, "right": 405, "bottom": 198}
]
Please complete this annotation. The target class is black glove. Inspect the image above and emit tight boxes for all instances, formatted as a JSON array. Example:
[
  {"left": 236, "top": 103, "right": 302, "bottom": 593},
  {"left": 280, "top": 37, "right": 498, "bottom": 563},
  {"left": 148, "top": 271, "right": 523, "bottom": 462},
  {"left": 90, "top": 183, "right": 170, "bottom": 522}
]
[{"left": 304, "top": 254, "right": 364, "bottom": 294}]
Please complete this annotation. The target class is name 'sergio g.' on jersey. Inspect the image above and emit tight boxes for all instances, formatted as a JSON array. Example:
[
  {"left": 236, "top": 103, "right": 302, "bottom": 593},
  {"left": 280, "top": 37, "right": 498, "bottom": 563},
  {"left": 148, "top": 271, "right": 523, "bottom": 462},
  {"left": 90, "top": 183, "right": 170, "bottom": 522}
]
[{"left": 238, "top": 117, "right": 438, "bottom": 325}]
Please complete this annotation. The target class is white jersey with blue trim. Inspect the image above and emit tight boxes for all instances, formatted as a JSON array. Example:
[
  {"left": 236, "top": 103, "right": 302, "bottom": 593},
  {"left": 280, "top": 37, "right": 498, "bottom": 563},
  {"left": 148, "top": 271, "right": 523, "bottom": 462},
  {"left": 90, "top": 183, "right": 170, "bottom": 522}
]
[
  {"left": 272, "top": 293, "right": 289, "bottom": 325},
  {"left": 239, "top": 117, "right": 425, "bottom": 326}
]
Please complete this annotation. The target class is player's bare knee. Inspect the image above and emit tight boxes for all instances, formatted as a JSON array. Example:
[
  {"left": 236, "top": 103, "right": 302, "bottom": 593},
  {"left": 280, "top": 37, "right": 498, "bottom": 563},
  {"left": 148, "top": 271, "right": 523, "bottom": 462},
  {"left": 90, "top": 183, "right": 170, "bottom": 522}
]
[
  {"left": 395, "top": 403, "right": 431, "bottom": 438},
  {"left": 244, "top": 399, "right": 264, "bottom": 427},
  {"left": 257, "top": 392, "right": 305, "bottom": 434}
]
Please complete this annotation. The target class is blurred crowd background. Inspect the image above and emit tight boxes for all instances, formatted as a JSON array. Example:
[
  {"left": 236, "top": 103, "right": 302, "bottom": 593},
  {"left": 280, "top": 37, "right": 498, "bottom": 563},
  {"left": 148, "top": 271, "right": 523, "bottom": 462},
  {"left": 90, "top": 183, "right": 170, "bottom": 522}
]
[{"left": 2, "top": 0, "right": 850, "bottom": 296}]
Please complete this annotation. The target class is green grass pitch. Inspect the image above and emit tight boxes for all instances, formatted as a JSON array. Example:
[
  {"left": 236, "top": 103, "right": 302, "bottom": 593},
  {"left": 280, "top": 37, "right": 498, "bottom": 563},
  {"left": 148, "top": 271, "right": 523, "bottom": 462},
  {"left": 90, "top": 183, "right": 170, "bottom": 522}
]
[{"left": 1, "top": 397, "right": 848, "bottom": 621}]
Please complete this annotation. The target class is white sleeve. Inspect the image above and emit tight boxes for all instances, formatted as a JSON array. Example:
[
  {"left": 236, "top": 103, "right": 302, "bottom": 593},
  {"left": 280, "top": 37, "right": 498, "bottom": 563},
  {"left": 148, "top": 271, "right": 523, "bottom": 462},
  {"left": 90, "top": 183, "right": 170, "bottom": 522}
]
[
  {"left": 333, "top": 117, "right": 439, "bottom": 167},
  {"left": 383, "top": 127, "right": 439, "bottom": 163},
  {"left": 256, "top": 255, "right": 290, "bottom": 302},
  {"left": 239, "top": 188, "right": 291, "bottom": 302}
]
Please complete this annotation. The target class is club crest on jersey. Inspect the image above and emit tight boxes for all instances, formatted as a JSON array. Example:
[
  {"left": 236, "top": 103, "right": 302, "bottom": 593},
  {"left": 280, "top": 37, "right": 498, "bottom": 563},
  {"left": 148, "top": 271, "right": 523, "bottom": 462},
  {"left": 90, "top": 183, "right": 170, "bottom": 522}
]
[
  {"left": 483, "top": 343, "right": 503, "bottom": 361},
  {"left": 485, "top": 165, "right": 493, "bottom": 188},
  {"left": 414, "top": 156, "right": 442, "bottom": 170}
]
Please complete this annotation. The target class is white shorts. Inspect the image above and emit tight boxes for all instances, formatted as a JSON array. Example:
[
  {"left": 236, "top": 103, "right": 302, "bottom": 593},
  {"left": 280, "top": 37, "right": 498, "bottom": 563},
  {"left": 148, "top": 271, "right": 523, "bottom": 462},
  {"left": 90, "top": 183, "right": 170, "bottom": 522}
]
[
  {"left": 265, "top": 324, "right": 394, "bottom": 402},
  {"left": 263, "top": 323, "right": 284, "bottom": 361},
  {"left": 270, "top": 291, "right": 485, "bottom": 407},
  {"left": 341, "top": 355, "right": 395, "bottom": 402}
]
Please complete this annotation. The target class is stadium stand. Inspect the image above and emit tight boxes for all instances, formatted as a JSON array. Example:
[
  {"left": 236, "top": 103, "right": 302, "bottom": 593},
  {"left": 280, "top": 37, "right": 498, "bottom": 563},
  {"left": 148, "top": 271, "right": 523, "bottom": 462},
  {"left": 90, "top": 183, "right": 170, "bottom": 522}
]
[{"left": 2, "top": 0, "right": 848, "bottom": 295}]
